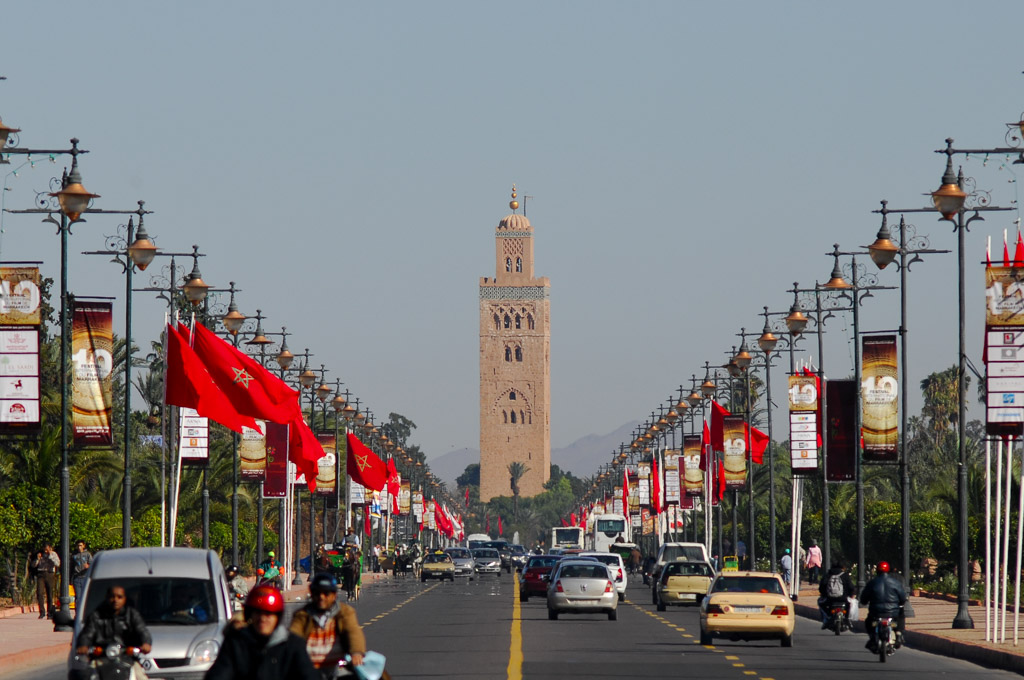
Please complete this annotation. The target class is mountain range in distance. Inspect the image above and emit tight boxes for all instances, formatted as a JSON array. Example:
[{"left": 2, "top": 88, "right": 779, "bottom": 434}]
[{"left": 425, "top": 420, "right": 642, "bottom": 487}]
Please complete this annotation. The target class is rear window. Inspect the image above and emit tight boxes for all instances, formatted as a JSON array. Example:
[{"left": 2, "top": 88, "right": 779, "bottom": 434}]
[
  {"left": 86, "top": 577, "right": 218, "bottom": 625},
  {"left": 446, "top": 548, "right": 471, "bottom": 558},
  {"left": 526, "top": 556, "right": 559, "bottom": 569},
  {"left": 665, "top": 562, "right": 713, "bottom": 577},
  {"left": 660, "top": 545, "right": 705, "bottom": 563},
  {"left": 712, "top": 576, "right": 783, "bottom": 594},
  {"left": 425, "top": 554, "right": 452, "bottom": 564},
  {"left": 586, "top": 555, "right": 620, "bottom": 567},
  {"left": 559, "top": 565, "right": 609, "bottom": 579},
  {"left": 473, "top": 549, "right": 499, "bottom": 558}
]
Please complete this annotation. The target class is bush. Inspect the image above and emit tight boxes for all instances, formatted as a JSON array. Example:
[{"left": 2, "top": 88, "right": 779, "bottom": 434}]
[{"left": 910, "top": 511, "right": 952, "bottom": 567}]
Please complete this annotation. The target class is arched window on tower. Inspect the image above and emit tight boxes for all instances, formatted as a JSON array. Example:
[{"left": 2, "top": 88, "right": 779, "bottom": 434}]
[
  {"left": 510, "top": 411, "right": 517, "bottom": 424},
  {"left": 509, "top": 391, "right": 517, "bottom": 400},
  {"left": 505, "top": 347, "right": 512, "bottom": 362},
  {"left": 515, "top": 314, "right": 521, "bottom": 329},
  {"left": 503, "top": 410, "right": 508, "bottom": 424},
  {"left": 528, "top": 412, "right": 533, "bottom": 424},
  {"left": 527, "top": 314, "right": 535, "bottom": 330},
  {"left": 506, "top": 257, "right": 512, "bottom": 272},
  {"left": 516, "top": 257, "right": 522, "bottom": 272},
  {"left": 520, "top": 410, "right": 525, "bottom": 424},
  {"left": 504, "top": 315, "right": 511, "bottom": 329},
  {"left": 493, "top": 314, "right": 500, "bottom": 330},
  {"left": 515, "top": 346, "right": 523, "bottom": 362}
]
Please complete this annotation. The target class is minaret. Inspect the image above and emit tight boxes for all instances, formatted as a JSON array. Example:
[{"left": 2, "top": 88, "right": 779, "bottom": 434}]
[{"left": 478, "top": 186, "right": 551, "bottom": 503}]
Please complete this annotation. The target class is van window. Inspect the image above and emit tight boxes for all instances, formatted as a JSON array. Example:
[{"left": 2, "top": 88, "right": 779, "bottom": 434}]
[
  {"left": 86, "top": 577, "right": 217, "bottom": 625},
  {"left": 660, "top": 545, "right": 706, "bottom": 563}
]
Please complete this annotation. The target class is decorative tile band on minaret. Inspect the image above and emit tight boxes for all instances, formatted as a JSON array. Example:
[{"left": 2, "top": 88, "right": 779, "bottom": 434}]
[{"left": 478, "top": 186, "right": 551, "bottom": 504}]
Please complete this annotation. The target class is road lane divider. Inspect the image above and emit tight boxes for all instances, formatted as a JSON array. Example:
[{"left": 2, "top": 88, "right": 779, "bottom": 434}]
[
  {"left": 508, "top": 577, "right": 523, "bottom": 680},
  {"left": 363, "top": 582, "right": 439, "bottom": 628}
]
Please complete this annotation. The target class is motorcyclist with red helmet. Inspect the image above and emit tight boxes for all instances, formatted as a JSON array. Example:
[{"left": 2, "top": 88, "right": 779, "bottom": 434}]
[
  {"left": 204, "top": 584, "right": 318, "bottom": 680},
  {"left": 858, "top": 561, "right": 908, "bottom": 652}
]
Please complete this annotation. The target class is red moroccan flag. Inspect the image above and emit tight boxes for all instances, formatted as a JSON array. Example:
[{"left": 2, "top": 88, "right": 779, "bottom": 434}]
[
  {"left": 289, "top": 416, "right": 324, "bottom": 492},
  {"left": 346, "top": 432, "right": 388, "bottom": 491},
  {"left": 560, "top": 518, "right": 569, "bottom": 527},
  {"left": 465, "top": 487, "right": 470, "bottom": 508},
  {"left": 716, "top": 459, "right": 727, "bottom": 501},
  {"left": 746, "top": 424, "right": 769, "bottom": 465},
  {"left": 622, "top": 468, "right": 630, "bottom": 516},
  {"left": 386, "top": 457, "right": 400, "bottom": 498},
  {"left": 700, "top": 420, "right": 711, "bottom": 471},
  {"left": 1015, "top": 228, "right": 1024, "bottom": 267},
  {"left": 364, "top": 506, "right": 372, "bottom": 536},
  {"left": 186, "top": 322, "right": 300, "bottom": 424},
  {"left": 164, "top": 324, "right": 258, "bottom": 434},
  {"left": 652, "top": 451, "right": 662, "bottom": 514},
  {"left": 711, "top": 400, "right": 728, "bottom": 453},
  {"left": 498, "top": 516, "right": 503, "bottom": 536},
  {"left": 570, "top": 512, "right": 577, "bottom": 526}
]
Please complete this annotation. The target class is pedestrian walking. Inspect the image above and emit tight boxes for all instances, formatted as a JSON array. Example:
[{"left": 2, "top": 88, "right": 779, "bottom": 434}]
[
  {"left": 780, "top": 548, "right": 793, "bottom": 585},
  {"left": 71, "top": 540, "right": 92, "bottom": 617},
  {"left": 32, "top": 543, "right": 60, "bottom": 619},
  {"left": 805, "top": 540, "right": 822, "bottom": 585}
]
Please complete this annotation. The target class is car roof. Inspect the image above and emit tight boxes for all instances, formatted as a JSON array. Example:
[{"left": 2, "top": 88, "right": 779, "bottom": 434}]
[
  {"left": 92, "top": 547, "right": 218, "bottom": 579},
  {"left": 557, "top": 558, "right": 607, "bottom": 566},
  {"left": 715, "top": 570, "right": 780, "bottom": 578},
  {"left": 580, "top": 552, "right": 622, "bottom": 559}
]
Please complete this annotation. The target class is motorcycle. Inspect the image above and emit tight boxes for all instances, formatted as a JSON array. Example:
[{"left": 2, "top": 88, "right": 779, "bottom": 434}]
[
  {"left": 328, "top": 651, "right": 390, "bottom": 680},
  {"left": 69, "top": 644, "right": 143, "bottom": 680},
  {"left": 873, "top": 616, "right": 902, "bottom": 662},
  {"left": 826, "top": 602, "right": 850, "bottom": 635}
]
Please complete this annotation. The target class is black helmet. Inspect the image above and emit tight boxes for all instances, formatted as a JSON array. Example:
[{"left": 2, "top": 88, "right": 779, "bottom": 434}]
[
  {"left": 310, "top": 572, "right": 338, "bottom": 593},
  {"left": 225, "top": 564, "right": 239, "bottom": 577}
]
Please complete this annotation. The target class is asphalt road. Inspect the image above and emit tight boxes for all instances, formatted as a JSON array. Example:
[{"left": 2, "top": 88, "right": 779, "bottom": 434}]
[{"left": 13, "top": 571, "right": 1023, "bottom": 680}]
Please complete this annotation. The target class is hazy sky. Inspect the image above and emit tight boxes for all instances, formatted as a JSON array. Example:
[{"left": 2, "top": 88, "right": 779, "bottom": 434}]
[{"left": 2, "top": 2, "right": 1022, "bottom": 467}]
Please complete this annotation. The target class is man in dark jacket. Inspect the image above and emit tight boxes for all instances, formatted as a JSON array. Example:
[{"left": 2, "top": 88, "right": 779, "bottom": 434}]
[
  {"left": 817, "top": 560, "right": 855, "bottom": 629},
  {"left": 289, "top": 572, "right": 367, "bottom": 678},
  {"left": 204, "top": 584, "right": 318, "bottom": 680},
  {"left": 71, "top": 540, "right": 93, "bottom": 617},
  {"left": 75, "top": 585, "right": 152, "bottom": 654},
  {"left": 859, "top": 561, "right": 907, "bottom": 651}
]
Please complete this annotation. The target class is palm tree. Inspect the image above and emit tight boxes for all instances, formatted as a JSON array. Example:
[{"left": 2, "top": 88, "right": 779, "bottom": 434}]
[{"left": 508, "top": 462, "right": 530, "bottom": 519}]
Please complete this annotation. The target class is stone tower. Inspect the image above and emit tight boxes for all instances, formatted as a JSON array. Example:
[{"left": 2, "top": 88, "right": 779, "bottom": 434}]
[{"left": 479, "top": 187, "right": 551, "bottom": 503}]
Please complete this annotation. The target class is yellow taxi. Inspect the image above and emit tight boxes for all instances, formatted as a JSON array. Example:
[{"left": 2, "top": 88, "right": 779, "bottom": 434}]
[
  {"left": 699, "top": 571, "right": 795, "bottom": 647},
  {"left": 656, "top": 560, "right": 714, "bottom": 610},
  {"left": 421, "top": 551, "right": 456, "bottom": 582}
]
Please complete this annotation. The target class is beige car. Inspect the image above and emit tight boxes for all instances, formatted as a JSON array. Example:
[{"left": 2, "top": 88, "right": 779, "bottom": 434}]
[
  {"left": 656, "top": 560, "right": 714, "bottom": 610},
  {"left": 699, "top": 571, "right": 795, "bottom": 647},
  {"left": 421, "top": 552, "right": 456, "bottom": 582}
]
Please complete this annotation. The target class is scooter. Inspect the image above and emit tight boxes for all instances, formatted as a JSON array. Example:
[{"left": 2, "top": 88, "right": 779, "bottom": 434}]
[
  {"left": 69, "top": 644, "right": 143, "bottom": 680},
  {"left": 872, "top": 616, "right": 903, "bottom": 662},
  {"left": 329, "top": 651, "right": 390, "bottom": 680},
  {"left": 826, "top": 602, "right": 850, "bottom": 635}
]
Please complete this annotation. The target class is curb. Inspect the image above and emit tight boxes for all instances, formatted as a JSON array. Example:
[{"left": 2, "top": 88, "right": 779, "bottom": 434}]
[
  {"left": 0, "top": 641, "right": 70, "bottom": 673},
  {"left": 793, "top": 600, "right": 1024, "bottom": 674}
]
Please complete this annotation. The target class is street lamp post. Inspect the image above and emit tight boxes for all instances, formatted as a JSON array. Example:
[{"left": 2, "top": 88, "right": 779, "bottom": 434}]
[
  {"left": 733, "top": 334, "right": 756, "bottom": 568},
  {"left": 242, "top": 311, "right": 275, "bottom": 565},
  {"left": 220, "top": 282, "right": 247, "bottom": 566}
]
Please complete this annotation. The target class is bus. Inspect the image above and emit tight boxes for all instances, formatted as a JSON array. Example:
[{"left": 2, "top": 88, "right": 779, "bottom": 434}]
[
  {"left": 588, "top": 513, "right": 631, "bottom": 553},
  {"left": 550, "top": 526, "right": 585, "bottom": 550}
]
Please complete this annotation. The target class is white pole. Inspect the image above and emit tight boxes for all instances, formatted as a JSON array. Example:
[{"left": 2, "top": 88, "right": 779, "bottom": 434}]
[
  {"left": 985, "top": 437, "right": 992, "bottom": 641},
  {"left": 169, "top": 408, "right": 184, "bottom": 548},
  {"left": 995, "top": 437, "right": 1004, "bottom": 641},
  {"left": 789, "top": 478, "right": 798, "bottom": 598},
  {"left": 1014, "top": 436, "right": 1024, "bottom": 645},
  {"left": 1003, "top": 439, "right": 1014, "bottom": 642}
]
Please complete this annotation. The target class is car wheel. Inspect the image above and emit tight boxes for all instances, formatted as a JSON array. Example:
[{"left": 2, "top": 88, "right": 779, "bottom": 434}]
[
  {"left": 651, "top": 590, "right": 658, "bottom": 605},
  {"left": 607, "top": 609, "right": 617, "bottom": 621},
  {"left": 699, "top": 631, "right": 713, "bottom": 646},
  {"left": 781, "top": 634, "right": 793, "bottom": 648},
  {"left": 520, "top": 592, "right": 528, "bottom": 603},
  {"left": 618, "top": 593, "right": 625, "bottom": 603},
  {"left": 548, "top": 608, "right": 558, "bottom": 620},
  {"left": 657, "top": 599, "right": 666, "bottom": 612}
]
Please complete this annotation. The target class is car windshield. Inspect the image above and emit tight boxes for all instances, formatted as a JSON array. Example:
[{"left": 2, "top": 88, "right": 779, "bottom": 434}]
[
  {"left": 558, "top": 564, "right": 609, "bottom": 579},
  {"left": 511, "top": 545, "right": 526, "bottom": 555},
  {"left": 665, "top": 562, "right": 713, "bottom": 577},
  {"left": 596, "top": 519, "right": 626, "bottom": 534},
  {"left": 86, "top": 577, "right": 217, "bottom": 625},
  {"left": 473, "top": 549, "right": 499, "bottom": 558},
  {"left": 425, "top": 554, "right": 451, "bottom": 564},
  {"left": 712, "top": 576, "right": 784, "bottom": 594},
  {"left": 661, "top": 545, "right": 706, "bottom": 562},
  {"left": 483, "top": 541, "right": 509, "bottom": 552},
  {"left": 446, "top": 548, "right": 471, "bottom": 558},
  {"left": 526, "top": 556, "right": 559, "bottom": 569}
]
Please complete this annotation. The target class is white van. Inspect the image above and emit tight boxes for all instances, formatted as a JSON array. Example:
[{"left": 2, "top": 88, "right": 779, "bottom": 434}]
[{"left": 649, "top": 542, "right": 711, "bottom": 603}]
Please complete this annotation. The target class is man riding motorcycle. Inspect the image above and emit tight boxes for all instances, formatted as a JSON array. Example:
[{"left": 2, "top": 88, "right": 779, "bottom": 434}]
[
  {"left": 817, "top": 560, "right": 854, "bottom": 629},
  {"left": 288, "top": 572, "right": 371, "bottom": 678},
  {"left": 74, "top": 585, "right": 152, "bottom": 680},
  {"left": 858, "top": 561, "right": 907, "bottom": 652}
]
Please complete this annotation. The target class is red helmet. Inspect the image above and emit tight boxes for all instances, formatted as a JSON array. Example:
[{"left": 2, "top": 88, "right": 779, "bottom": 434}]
[
  {"left": 877, "top": 561, "right": 891, "bottom": 574},
  {"left": 245, "top": 584, "right": 284, "bottom": 615}
]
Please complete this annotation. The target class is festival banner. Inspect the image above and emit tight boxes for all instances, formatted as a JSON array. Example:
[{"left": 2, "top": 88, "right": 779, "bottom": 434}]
[
  {"left": 240, "top": 420, "right": 268, "bottom": 480},
  {"left": 826, "top": 379, "right": 857, "bottom": 482},
  {"left": 0, "top": 266, "right": 41, "bottom": 433},
  {"left": 612, "top": 486, "right": 623, "bottom": 515},
  {"left": 722, "top": 415, "right": 747, "bottom": 489},
  {"left": 412, "top": 490, "right": 424, "bottom": 520},
  {"left": 788, "top": 374, "right": 819, "bottom": 475},
  {"left": 861, "top": 335, "right": 898, "bottom": 462},
  {"left": 179, "top": 407, "right": 209, "bottom": 467},
  {"left": 627, "top": 471, "right": 640, "bottom": 514},
  {"left": 641, "top": 507, "right": 653, "bottom": 535},
  {"left": 349, "top": 478, "right": 365, "bottom": 505},
  {"left": 637, "top": 461, "right": 651, "bottom": 506},
  {"left": 683, "top": 435, "right": 704, "bottom": 496},
  {"left": 399, "top": 481, "right": 411, "bottom": 515},
  {"left": 663, "top": 450, "right": 680, "bottom": 503},
  {"left": 315, "top": 434, "right": 337, "bottom": 497},
  {"left": 262, "top": 422, "right": 289, "bottom": 497},
  {"left": 425, "top": 499, "right": 436, "bottom": 530},
  {"left": 985, "top": 267, "right": 1024, "bottom": 326},
  {"left": 72, "top": 300, "right": 113, "bottom": 447}
]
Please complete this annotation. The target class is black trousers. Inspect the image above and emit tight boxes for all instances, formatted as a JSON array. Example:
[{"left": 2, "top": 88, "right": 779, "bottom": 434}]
[{"left": 36, "top": 573, "right": 56, "bottom": 616}]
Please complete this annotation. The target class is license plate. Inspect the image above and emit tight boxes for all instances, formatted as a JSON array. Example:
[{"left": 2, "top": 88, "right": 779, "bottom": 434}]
[
  {"left": 680, "top": 594, "right": 697, "bottom": 601},
  {"left": 734, "top": 606, "right": 762, "bottom": 613}
]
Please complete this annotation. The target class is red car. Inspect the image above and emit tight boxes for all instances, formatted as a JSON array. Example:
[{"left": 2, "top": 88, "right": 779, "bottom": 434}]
[{"left": 520, "top": 555, "right": 560, "bottom": 601}]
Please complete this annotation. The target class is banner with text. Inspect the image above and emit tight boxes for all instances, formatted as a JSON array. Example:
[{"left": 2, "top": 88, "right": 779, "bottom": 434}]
[
  {"left": 240, "top": 420, "right": 267, "bottom": 480},
  {"left": 316, "top": 434, "right": 337, "bottom": 497},
  {"left": 861, "top": 335, "right": 898, "bottom": 462},
  {"left": 72, "top": 300, "right": 113, "bottom": 447},
  {"left": 637, "top": 461, "right": 651, "bottom": 506},
  {"left": 722, "top": 415, "right": 747, "bottom": 490},
  {"left": 788, "top": 374, "right": 819, "bottom": 474},
  {"left": 663, "top": 450, "right": 680, "bottom": 503},
  {"left": 0, "top": 266, "right": 41, "bottom": 433},
  {"left": 399, "top": 481, "right": 411, "bottom": 515},
  {"left": 683, "top": 435, "right": 704, "bottom": 496},
  {"left": 179, "top": 407, "right": 209, "bottom": 467}
]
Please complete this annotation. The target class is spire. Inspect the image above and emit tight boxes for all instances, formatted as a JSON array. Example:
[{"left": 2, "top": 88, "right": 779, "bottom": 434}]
[{"left": 509, "top": 184, "right": 518, "bottom": 213}]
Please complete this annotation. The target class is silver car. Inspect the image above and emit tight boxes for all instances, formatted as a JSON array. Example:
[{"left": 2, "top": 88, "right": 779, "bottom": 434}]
[
  {"left": 472, "top": 548, "right": 502, "bottom": 576},
  {"left": 546, "top": 559, "right": 618, "bottom": 620},
  {"left": 68, "top": 547, "right": 231, "bottom": 679},
  {"left": 444, "top": 547, "right": 476, "bottom": 577}
]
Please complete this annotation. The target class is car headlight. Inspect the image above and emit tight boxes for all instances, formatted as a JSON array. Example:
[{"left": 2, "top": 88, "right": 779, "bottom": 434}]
[{"left": 190, "top": 639, "right": 219, "bottom": 665}]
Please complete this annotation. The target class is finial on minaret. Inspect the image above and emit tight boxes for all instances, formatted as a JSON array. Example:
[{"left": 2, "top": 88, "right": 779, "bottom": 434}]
[{"left": 509, "top": 184, "right": 519, "bottom": 212}]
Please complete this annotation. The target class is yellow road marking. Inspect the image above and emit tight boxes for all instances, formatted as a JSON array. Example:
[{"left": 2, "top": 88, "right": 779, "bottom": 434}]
[
  {"left": 725, "top": 655, "right": 739, "bottom": 660},
  {"left": 507, "top": 577, "right": 522, "bottom": 680},
  {"left": 363, "top": 583, "right": 438, "bottom": 628},
  {"left": 743, "top": 672, "right": 757, "bottom": 676},
  {"left": 733, "top": 663, "right": 745, "bottom": 667}
]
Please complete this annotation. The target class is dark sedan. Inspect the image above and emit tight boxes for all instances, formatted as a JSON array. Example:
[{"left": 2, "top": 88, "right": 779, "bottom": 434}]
[{"left": 519, "top": 554, "right": 560, "bottom": 601}]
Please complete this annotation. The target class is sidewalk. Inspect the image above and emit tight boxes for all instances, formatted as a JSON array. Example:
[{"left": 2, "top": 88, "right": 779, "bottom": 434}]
[
  {"left": 0, "top": 570, "right": 391, "bottom": 673},
  {"left": 793, "top": 582, "right": 1024, "bottom": 674}
]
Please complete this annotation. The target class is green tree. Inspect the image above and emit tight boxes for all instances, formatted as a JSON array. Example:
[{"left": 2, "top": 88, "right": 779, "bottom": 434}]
[{"left": 508, "top": 462, "right": 530, "bottom": 519}]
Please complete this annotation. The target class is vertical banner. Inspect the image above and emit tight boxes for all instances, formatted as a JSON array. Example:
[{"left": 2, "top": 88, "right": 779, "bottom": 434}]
[
  {"left": 826, "top": 379, "right": 857, "bottom": 482},
  {"left": 612, "top": 486, "right": 623, "bottom": 515},
  {"left": 663, "top": 450, "right": 680, "bottom": 503},
  {"left": 788, "top": 374, "right": 819, "bottom": 475},
  {"left": 262, "top": 423, "right": 289, "bottom": 497},
  {"left": 637, "top": 461, "right": 651, "bottom": 506},
  {"left": 425, "top": 499, "right": 436, "bottom": 530},
  {"left": 179, "top": 407, "right": 209, "bottom": 466},
  {"left": 722, "top": 415, "right": 747, "bottom": 489},
  {"left": 0, "top": 266, "right": 41, "bottom": 432},
  {"left": 240, "top": 420, "right": 268, "bottom": 480},
  {"left": 315, "top": 434, "right": 337, "bottom": 497},
  {"left": 627, "top": 471, "right": 640, "bottom": 515},
  {"left": 683, "top": 435, "right": 704, "bottom": 496},
  {"left": 641, "top": 507, "right": 653, "bottom": 535},
  {"left": 399, "top": 481, "right": 411, "bottom": 515},
  {"left": 412, "top": 490, "right": 424, "bottom": 522},
  {"left": 985, "top": 268, "right": 1024, "bottom": 436},
  {"left": 861, "top": 335, "right": 898, "bottom": 462},
  {"left": 71, "top": 300, "right": 113, "bottom": 447},
  {"left": 349, "top": 478, "right": 365, "bottom": 506}
]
